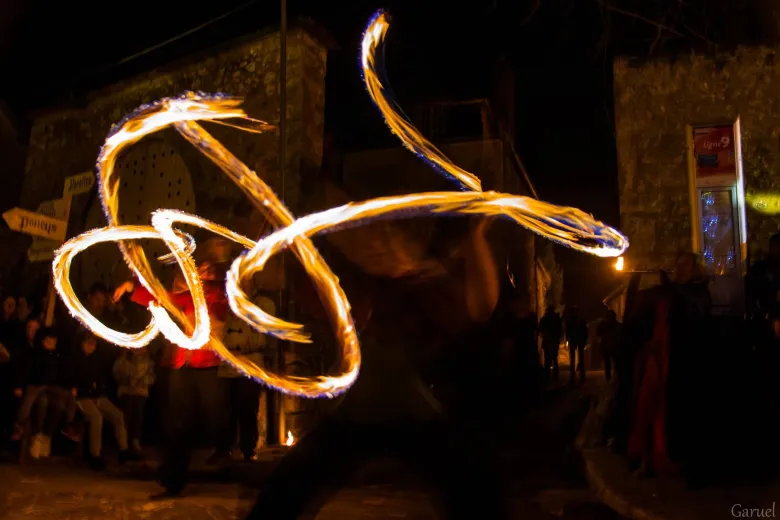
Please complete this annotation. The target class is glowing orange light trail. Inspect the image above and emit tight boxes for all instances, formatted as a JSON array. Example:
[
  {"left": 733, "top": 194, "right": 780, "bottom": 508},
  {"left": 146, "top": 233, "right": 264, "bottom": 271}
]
[{"left": 53, "top": 12, "right": 628, "bottom": 399}]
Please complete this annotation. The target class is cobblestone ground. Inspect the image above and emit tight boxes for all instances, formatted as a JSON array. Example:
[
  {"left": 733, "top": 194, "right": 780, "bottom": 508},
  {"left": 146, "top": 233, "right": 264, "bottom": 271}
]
[{"left": 0, "top": 369, "right": 624, "bottom": 519}]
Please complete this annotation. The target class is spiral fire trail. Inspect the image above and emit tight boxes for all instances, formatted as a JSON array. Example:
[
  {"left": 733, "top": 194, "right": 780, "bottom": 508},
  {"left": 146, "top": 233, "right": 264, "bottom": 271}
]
[{"left": 53, "top": 12, "right": 628, "bottom": 399}]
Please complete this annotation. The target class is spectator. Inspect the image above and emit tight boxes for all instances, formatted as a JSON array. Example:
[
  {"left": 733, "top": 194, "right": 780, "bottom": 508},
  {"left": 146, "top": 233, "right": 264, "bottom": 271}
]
[
  {"left": 16, "top": 296, "right": 32, "bottom": 323},
  {"left": 10, "top": 327, "right": 80, "bottom": 459},
  {"left": 596, "top": 309, "right": 621, "bottom": 382},
  {"left": 74, "top": 333, "right": 135, "bottom": 469},
  {"left": 113, "top": 347, "right": 155, "bottom": 457},
  {"left": 0, "top": 295, "right": 21, "bottom": 440},
  {"left": 746, "top": 232, "right": 780, "bottom": 317},
  {"left": 565, "top": 305, "right": 588, "bottom": 385},
  {"left": 213, "top": 294, "right": 274, "bottom": 463},
  {"left": 538, "top": 306, "right": 563, "bottom": 382}
]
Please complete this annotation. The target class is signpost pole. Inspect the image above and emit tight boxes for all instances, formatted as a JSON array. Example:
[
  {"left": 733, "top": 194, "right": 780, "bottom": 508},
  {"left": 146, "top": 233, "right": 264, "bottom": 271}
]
[{"left": 44, "top": 194, "right": 72, "bottom": 327}]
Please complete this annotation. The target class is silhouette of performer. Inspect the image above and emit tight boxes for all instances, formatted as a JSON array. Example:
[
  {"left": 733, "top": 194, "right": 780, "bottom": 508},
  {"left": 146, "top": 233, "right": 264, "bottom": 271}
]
[{"left": 247, "top": 184, "right": 508, "bottom": 520}]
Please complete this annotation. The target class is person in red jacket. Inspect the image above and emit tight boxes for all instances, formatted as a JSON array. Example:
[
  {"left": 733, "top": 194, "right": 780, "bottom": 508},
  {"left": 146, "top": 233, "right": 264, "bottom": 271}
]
[{"left": 113, "top": 238, "right": 232, "bottom": 498}]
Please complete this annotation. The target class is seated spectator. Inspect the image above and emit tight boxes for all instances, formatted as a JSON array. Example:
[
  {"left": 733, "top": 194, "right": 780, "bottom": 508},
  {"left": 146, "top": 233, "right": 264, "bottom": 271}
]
[
  {"left": 113, "top": 347, "right": 155, "bottom": 457},
  {"left": 74, "top": 333, "right": 137, "bottom": 469},
  {"left": 10, "top": 327, "right": 80, "bottom": 459}
]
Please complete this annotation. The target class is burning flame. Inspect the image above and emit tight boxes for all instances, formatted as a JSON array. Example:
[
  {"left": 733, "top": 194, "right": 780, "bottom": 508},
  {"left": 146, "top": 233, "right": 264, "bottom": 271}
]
[
  {"left": 51, "top": 12, "right": 628, "bottom": 401},
  {"left": 615, "top": 257, "right": 624, "bottom": 271},
  {"left": 285, "top": 431, "right": 295, "bottom": 446}
]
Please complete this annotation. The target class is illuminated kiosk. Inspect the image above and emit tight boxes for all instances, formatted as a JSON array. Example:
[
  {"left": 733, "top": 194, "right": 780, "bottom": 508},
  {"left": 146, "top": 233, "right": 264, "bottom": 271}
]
[{"left": 686, "top": 121, "right": 747, "bottom": 317}]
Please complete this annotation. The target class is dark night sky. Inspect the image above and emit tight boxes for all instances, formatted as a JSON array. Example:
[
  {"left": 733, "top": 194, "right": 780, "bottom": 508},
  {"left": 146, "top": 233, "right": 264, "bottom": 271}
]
[{"left": 0, "top": 0, "right": 625, "bottom": 316}]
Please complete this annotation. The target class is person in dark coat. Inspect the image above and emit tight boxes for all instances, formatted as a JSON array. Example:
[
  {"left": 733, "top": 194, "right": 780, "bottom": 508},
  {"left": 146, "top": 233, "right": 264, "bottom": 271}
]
[
  {"left": 10, "top": 327, "right": 79, "bottom": 458},
  {"left": 565, "top": 305, "right": 589, "bottom": 385},
  {"left": 73, "top": 332, "right": 134, "bottom": 469},
  {"left": 247, "top": 212, "right": 508, "bottom": 520},
  {"left": 538, "top": 306, "right": 563, "bottom": 381}
]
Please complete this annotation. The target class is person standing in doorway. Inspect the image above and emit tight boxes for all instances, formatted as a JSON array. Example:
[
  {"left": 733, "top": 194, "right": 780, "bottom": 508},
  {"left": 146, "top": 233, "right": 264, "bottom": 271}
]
[{"left": 538, "top": 306, "right": 562, "bottom": 382}]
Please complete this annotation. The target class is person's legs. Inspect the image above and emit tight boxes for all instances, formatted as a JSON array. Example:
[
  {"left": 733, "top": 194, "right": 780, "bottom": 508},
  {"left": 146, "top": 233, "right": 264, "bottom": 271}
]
[
  {"left": 552, "top": 346, "right": 560, "bottom": 380},
  {"left": 32, "top": 392, "right": 48, "bottom": 435},
  {"left": 246, "top": 415, "right": 361, "bottom": 520},
  {"left": 237, "top": 377, "right": 261, "bottom": 459},
  {"left": 213, "top": 377, "right": 237, "bottom": 457},
  {"left": 15, "top": 385, "right": 45, "bottom": 426},
  {"left": 159, "top": 368, "right": 195, "bottom": 495},
  {"left": 96, "top": 397, "right": 128, "bottom": 452},
  {"left": 568, "top": 344, "right": 576, "bottom": 383},
  {"left": 122, "top": 395, "right": 145, "bottom": 449},
  {"left": 78, "top": 398, "right": 104, "bottom": 458},
  {"left": 119, "top": 395, "right": 135, "bottom": 444},
  {"left": 41, "top": 388, "right": 65, "bottom": 438},
  {"left": 542, "top": 342, "right": 553, "bottom": 380},
  {"left": 195, "top": 368, "right": 230, "bottom": 451}
]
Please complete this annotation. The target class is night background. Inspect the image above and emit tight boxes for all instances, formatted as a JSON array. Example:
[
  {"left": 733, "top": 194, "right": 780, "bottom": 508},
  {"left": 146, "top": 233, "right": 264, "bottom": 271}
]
[
  {"left": 2, "top": 0, "right": 755, "bottom": 316},
  {"left": 3, "top": 1, "right": 780, "bottom": 518}
]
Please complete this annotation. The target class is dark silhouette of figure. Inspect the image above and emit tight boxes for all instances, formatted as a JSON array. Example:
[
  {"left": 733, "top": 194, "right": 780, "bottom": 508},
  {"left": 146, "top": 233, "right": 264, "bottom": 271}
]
[
  {"left": 746, "top": 232, "right": 780, "bottom": 318},
  {"left": 247, "top": 213, "right": 508, "bottom": 520},
  {"left": 538, "top": 306, "right": 562, "bottom": 381},
  {"left": 596, "top": 309, "right": 621, "bottom": 382},
  {"left": 565, "top": 305, "right": 588, "bottom": 385}
]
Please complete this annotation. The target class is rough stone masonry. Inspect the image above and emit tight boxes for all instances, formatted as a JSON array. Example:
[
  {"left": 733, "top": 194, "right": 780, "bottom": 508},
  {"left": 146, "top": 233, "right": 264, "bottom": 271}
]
[
  {"left": 13, "top": 25, "right": 326, "bottom": 294},
  {"left": 614, "top": 46, "right": 780, "bottom": 271}
]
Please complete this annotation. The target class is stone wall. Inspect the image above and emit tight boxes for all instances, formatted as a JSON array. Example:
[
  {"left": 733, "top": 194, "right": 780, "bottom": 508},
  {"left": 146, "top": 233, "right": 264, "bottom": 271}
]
[
  {"left": 614, "top": 47, "right": 780, "bottom": 271},
  {"left": 0, "top": 104, "right": 28, "bottom": 294},
  {"left": 13, "top": 27, "right": 326, "bottom": 296}
]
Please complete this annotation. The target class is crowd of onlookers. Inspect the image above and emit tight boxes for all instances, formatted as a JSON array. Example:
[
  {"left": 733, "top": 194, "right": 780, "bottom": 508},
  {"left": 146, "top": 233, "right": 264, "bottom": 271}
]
[
  {"left": 0, "top": 284, "right": 156, "bottom": 468},
  {"left": 0, "top": 279, "right": 269, "bottom": 472}
]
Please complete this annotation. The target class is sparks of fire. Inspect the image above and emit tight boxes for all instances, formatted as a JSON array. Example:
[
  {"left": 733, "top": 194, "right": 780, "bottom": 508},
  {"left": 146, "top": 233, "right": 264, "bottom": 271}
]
[{"left": 52, "top": 12, "right": 628, "bottom": 400}]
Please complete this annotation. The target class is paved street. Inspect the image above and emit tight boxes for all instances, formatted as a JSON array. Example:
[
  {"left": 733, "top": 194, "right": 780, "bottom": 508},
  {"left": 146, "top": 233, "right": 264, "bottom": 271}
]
[{"left": 0, "top": 369, "right": 624, "bottom": 519}]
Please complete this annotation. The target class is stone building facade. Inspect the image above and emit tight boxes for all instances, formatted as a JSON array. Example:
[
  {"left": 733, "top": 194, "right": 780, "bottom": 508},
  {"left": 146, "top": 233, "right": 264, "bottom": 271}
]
[
  {"left": 614, "top": 47, "right": 780, "bottom": 313},
  {"left": 11, "top": 26, "right": 327, "bottom": 447},
  {"left": 13, "top": 26, "right": 326, "bottom": 297},
  {"left": 615, "top": 48, "right": 780, "bottom": 271}
]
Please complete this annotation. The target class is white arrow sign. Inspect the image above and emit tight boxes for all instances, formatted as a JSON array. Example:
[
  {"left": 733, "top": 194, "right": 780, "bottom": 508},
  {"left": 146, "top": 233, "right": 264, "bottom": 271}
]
[
  {"left": 3, "top": 208, "right": 67, "bottom": 241},
  {"left": 64, "top": 171, "right": 94, "bottom": 197}
]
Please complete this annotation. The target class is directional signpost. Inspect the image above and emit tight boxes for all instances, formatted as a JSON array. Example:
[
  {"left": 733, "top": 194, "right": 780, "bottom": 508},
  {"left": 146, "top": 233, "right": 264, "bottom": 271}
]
[
  {"left": 2, "top": 208, "right": 67, "bottom": 241},
  {"left": 63, "top": 171, "right": 95, "bottom": 198},
  {"left": 2, "top": 171, "right": 94, "bottom": 325},
  {"left": 27, "top": 198, "right": 70, "bottom": 262}
]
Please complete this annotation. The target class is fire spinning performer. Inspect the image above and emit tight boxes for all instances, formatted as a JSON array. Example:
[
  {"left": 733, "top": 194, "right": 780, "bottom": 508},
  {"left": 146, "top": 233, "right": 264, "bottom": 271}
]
[
  {"left": 112, "top": 238, "right": 232, "bottom": 497},
  {"left": 247, "top": 184, "right": 509, "bottom": 520}
]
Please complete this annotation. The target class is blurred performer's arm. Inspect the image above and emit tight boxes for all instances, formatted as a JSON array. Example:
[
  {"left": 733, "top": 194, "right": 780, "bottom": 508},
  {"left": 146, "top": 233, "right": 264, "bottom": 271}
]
[{"left": 462, "top": 218, "right": 499, "bottom": 323}]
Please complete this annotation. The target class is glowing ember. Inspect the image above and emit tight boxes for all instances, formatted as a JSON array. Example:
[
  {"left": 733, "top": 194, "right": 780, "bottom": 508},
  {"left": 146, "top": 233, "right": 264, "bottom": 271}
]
[
  {"left": 285, "top": 431, "right": 295, "bottom": 447},
  {"left": 52, "top": 11, "right": 628, "bottom": 401}
]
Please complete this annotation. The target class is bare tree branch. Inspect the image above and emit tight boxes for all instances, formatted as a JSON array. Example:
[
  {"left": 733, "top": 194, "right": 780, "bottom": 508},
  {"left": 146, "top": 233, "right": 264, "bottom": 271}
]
[
  {"left": 521, "top": 0, "right": 542, "bottom": 25},
  {"left": 597, "top": 0, "right": 685, "bottom": 37}
]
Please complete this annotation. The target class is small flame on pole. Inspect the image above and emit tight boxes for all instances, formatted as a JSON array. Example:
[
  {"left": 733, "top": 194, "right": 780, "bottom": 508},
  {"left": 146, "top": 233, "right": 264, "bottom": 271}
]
[
  {"left": 615, "top": 257, "right": 624, "bottom": 272},
  {"left": 285, "top": 430, "right": 295, "bottom": 446}
]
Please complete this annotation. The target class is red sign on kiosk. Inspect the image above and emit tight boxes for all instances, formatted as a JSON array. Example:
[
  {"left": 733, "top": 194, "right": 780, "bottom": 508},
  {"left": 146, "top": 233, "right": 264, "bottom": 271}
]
[{"left": 693, "top": 125, "right": 736, "bottom": 179}]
